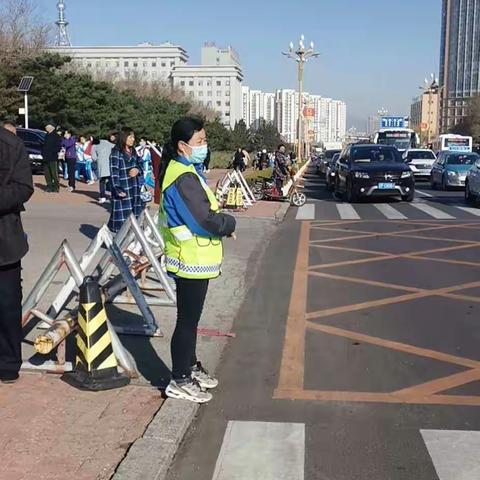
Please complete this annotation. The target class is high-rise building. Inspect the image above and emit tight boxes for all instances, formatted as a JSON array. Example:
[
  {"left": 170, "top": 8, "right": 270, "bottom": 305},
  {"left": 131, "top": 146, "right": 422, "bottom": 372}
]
[
  {"left": 47, "top": 42, "right": 188, "bottom": 83},
  {"left": 241, "top": 89, "right": 276, "bottom": 128},
  {"left": 410, "top": 90, "right": 440, "bottom": 142},
  {"left": 171, "top": 44, "right": 244, "bottom": 129},
  {"left": 439, "top": 0, "right": 480, "bottom": 130}
]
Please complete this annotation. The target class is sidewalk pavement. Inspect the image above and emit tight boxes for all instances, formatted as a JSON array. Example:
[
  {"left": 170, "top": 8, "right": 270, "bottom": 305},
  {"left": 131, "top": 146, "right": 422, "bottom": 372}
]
[{"left": 1, "top": 174, "right": 280, "bottom": 480}]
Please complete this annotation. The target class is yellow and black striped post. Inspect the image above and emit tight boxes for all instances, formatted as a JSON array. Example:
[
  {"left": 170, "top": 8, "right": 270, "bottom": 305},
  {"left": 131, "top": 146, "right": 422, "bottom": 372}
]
[{"left": 62, "top": 277, "right": 130, "bottom": 391}]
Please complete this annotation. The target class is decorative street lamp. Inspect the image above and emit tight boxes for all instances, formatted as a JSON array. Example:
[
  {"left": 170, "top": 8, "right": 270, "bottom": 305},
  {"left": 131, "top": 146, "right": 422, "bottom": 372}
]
[{"left": 282, "top": 35, "right": 319, "bottom": 163}]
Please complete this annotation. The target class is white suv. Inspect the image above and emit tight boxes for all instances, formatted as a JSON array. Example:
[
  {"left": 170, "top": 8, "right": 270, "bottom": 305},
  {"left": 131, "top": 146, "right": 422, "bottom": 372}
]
[{"left": 402, "top": 149, "right": 437, "bottom": 181}]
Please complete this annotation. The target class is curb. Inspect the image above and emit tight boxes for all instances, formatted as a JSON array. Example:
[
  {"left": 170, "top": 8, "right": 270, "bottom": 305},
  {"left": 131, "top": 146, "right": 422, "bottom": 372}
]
[
  {"left": 113, "top": 399, "right": 199, "bottom": 480},
  {"left": 275, "top": 202, "right": 290, "bottom": 222}
]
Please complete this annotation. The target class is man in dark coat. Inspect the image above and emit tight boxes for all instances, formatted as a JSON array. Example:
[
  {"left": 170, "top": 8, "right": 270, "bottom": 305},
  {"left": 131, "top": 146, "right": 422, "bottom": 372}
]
[
  {"left": 42, "top": 122, "right": 61, "bottom": 192},
  {"left": 0, "top": 123, "right": 33, "bottom": 383}
]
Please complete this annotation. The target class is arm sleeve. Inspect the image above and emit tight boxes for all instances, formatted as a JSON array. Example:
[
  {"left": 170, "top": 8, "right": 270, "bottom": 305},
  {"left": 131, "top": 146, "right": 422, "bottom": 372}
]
[
  {"left": 175, "top": 173, "right": 236, "bottom": 238},
  {"left": 0, "top": 141, "right": 33, "bottom": 214},
  {"left": 91, "top": 145, "right": 98, "bottom": 162}
]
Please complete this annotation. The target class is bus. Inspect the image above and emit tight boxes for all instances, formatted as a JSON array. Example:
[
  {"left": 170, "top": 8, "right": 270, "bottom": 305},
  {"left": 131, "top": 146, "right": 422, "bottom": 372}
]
[
  {"left": 373, "top": 128, "right": 420, "bottom": 152},
  {"left": 432, "top": 134, "right": 473, "bottom": 153}
]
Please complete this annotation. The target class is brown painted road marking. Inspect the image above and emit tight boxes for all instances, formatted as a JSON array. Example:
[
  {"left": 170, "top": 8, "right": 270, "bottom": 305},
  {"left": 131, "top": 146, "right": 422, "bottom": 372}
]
[
  {"left": 309, "top": 244, "right": 393, "bottom": 257},
  {"left": 276, "top": 220, "right": 480, "bottom": 406},
  {"left": 277, "top": 221, "right": 310, "bottom": 391}
]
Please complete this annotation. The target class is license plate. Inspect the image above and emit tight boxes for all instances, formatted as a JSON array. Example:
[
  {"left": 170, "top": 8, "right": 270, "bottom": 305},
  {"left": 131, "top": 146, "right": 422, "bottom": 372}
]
[{"left": 378, "top": 182, "right": 395, "bottom": 189}]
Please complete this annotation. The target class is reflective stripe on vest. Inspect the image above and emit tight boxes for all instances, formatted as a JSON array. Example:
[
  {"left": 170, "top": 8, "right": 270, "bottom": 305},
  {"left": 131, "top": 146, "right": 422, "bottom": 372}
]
[{"left": 160, "top": 160, "right": 223, "bottom": 280}]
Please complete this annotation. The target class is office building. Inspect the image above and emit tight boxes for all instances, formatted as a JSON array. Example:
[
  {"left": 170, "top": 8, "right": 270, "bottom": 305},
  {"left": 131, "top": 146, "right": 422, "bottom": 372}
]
[
  {"left": 410, "top": 89, "right": 440, "bottom": 142},
  {"left": 171, "top": 44, "right": 244, "bottom": 129},
  {"left": 439, "top": 0, "right": 480, "bottom": 130},
  {"left": 47, "top": 42, "right": 188, "bottom": 83}
]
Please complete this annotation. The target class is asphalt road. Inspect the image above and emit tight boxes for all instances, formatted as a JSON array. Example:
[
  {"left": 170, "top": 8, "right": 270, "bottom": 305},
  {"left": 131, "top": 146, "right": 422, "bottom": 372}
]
[{"left": 166, "top": 168, "right": 480, "bottom": 480}]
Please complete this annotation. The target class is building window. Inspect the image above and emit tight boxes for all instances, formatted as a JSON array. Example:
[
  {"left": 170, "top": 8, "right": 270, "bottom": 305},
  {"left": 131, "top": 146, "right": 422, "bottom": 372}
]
[
  {"left": 161, "top": 62, "right": 166, "bottom": 67},
  {"left": 226, "top": 80, "right": 231, "bottom": 86},
  {"left": 225, "top": 112, "right": 230, "bottom": 117},
  {"left": 124, "top": 61, "right": 129, "bottom": 67},
  {"left": 207, "top": 91, "right": 212, "bottom": 96},
  {"left": 189, "top": 81, "right": 194, "bottom": 86},
  {"left": 133, "top": 62, "right": 138, "bottom": 67},
  {"left": 116, "top": 61, "right": 120, "bottom": 67},
  {"left": 152, "top": 61, "right": 157, "bottom": 67},
  {"left": 198, "top": 80, "right": 203, "bottom": 86},
  {"left": 226, "top": 91, "right": 230, "bottom": 97},
  {"left": 199, "top": 91, "right": 204, "bottom": 97},
  {"left": 216, "top": 80, "right": 222, "bottom": 86},
  {"left": 226, "top": 101, "right": 230, "bottom": 107},
  {"left": 180, "top": 81, "right": 185, "bottom": 87},
  {"left": 217, "top": 91, "right": 222, "bottom": 97},
  {"left": 87, "top": 62, "right": 92, "bottom": 67},
  {"left": 170, "top": 61, "right": 174, "bottom": 66},
  {"left": 207, "top": 101, "right": 212, "bottom": 107},
  {"left": 216, "top": 101, "right": 222, "bottom": 107},
  {"left": 189, "top": 92, "right": 194, "bottom": 98},
  {"left": 206, "top": 80, "right": 211, "bottom": 86},
  {"left": 143, "top": 61, "right": 147, "bottom": 67}
]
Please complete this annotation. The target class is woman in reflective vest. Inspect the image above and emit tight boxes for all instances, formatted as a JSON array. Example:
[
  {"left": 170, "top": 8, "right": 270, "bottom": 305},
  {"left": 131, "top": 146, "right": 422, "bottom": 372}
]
[{"left": 159, "top": 117, "right": 236, "bottom": 404}]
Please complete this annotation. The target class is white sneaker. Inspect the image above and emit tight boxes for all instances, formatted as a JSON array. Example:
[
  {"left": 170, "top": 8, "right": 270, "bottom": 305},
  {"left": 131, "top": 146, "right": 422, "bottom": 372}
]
[
  {"left": 99, "top": 197, "right": 106, "bottom": 204},
  {"left": 87, "top": 180, "right": 95, "bottom": 185},
  {"left": 67, "top": 186, "right": 74, "bottom": 192},
  {"left": 191, "top": 362, "right": 218, "bottom": 389},
  {"left": 165, "top": 379, "right": 212, "bottom": 403}
]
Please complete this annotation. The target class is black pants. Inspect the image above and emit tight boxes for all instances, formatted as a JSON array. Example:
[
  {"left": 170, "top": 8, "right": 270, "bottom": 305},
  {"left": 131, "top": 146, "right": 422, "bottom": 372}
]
[
  {"left": 99, "top": 177, "right": 109, "bottom": 198},
  {"left": 0, "top": 262, "right": 22, "bottom": 373},
  {"left": 66, "top": 158, "right": 76, "bottom": 189},
  {"left": 44, "top": 161, "right": 59, "bottom": 191},
  {"left": 171, "top": 278, "right": 209, "bottom": 381}
]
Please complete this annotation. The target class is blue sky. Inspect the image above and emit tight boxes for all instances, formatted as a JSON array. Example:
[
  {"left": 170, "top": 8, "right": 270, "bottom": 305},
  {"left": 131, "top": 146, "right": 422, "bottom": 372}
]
[{"left": 38, "top": 0, "right": 441, "bottom": 129}]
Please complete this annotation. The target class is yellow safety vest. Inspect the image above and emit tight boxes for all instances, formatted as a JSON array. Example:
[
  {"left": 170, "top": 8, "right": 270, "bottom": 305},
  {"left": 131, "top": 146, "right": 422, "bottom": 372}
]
[{"left": 159, "top": 160, "right": 223, "bottom": 279}]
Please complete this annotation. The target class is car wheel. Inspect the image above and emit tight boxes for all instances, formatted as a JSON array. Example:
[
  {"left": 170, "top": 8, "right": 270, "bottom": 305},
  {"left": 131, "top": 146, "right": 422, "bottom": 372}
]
[
  {"left": 465, "top": 182, "right": 476, "bottom": 204},
  {"left": 346, "top": 180, "right": 357, "bottom": 203},
  {"left": 402, "top": 190, "right": 415, "bottom": 202}
]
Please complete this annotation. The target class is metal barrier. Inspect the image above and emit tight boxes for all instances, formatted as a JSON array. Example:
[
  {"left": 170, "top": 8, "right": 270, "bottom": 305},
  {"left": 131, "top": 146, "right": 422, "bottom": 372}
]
[{"left": 216, "top": 169, "right": 257, "bottom": 207}]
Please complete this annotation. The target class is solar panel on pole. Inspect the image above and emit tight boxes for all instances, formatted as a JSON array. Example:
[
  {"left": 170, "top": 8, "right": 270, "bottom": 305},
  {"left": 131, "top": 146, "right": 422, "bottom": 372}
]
[{"left": 17, "top": 76, "right": 34, "bottom": 92}]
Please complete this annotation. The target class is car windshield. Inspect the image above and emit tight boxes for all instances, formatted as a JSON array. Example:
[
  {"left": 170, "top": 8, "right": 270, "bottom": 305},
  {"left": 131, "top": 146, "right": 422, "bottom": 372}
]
[
  {"left": 352, "top": 148, "right": 401, "bottom": 163},
  {"left": 407, "top": 151, "right": 435, "bottom": 160},
  {"left": 446, "top": 154, "right": 478, "bottom": 165},
  {"left": 325, "top": 150, "right": 341, "bottom": 160}
]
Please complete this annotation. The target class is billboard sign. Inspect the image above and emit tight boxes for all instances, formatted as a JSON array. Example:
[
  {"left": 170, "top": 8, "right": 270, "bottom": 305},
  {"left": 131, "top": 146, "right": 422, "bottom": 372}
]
[{"left": 381, "top": 116, "right": 405, "bottom": 129}]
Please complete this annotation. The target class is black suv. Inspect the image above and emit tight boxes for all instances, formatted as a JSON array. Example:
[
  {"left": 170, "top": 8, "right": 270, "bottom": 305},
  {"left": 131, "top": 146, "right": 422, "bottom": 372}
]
[
  {"left": 334, "top": 144, "right": 415, "bottom": 202},
  {"left": 16, "top": 128, "right": 46, "bottom": 173}
]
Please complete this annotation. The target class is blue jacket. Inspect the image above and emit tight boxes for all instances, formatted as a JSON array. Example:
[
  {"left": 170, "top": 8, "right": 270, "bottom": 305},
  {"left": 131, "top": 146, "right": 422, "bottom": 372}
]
[{"left": 162, "top": 156, "right": 235, "bottom": 238}]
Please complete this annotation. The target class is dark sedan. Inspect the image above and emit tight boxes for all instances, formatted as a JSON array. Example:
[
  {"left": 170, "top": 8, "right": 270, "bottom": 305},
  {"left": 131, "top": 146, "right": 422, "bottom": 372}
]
[
  {"left": 334, "top": 144, "right": 415, "bottom": 202},
  {"left": 17, "top": 128, "right": 46, "bottom": 173}
]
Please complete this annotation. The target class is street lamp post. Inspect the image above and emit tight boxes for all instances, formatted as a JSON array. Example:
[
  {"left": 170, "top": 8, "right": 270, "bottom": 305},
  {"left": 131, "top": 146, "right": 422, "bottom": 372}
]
[{"left": 283, "top": 35, "right": 319, "bottom": 163}]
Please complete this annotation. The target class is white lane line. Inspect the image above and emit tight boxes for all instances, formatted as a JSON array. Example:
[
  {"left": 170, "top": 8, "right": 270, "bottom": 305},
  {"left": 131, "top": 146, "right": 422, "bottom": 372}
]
[
  {"left": 410, "top": 202, "right": 455, "bottom": 219},
  {"left": 422, "top": 429, "right": 480, "bottom": 480},
  {"left": 336, "top": 203, "right": 360, "bottom": 220},
  {"left": 416, "top": 189, "right": 434, "bottom": 198},
  {"left": 457, "top": 206, "right": 480, "bottom": 217},
  {"left": 295, "top": 203, "right": 315, "bottom": 220},
  {"left": 212, "top": 421, "right": 305, "bottom": 480},
  {"left": 373, "top": 204, "right": 407, "bottom": 220}
]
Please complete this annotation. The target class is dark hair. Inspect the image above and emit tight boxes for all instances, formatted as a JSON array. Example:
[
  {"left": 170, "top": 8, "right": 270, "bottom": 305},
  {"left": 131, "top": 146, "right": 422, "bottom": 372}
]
[
  {"left": 116, "top": 128, "right": 135, "bottom": 151},
  {"left": 1, "top": 120, "right": 15, "bottom": 128},
  {"left": 278, "top": 143, "right": 286, "bottom": 150},
  {"left": 158, "top": 117, "right": 204, "bottom": 187}
]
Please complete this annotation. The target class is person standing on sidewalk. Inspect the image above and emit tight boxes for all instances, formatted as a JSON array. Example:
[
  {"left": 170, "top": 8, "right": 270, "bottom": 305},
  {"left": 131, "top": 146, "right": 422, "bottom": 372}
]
[
  {"left": 108, "top": 128, "right": 145, "bottom": 233},
  {"left": 159, "top": 117, "right": 236, "bottom": 403},
  {"left": 42, "top": 123, "right": 61, "bottom": 193},
  {"left": 61, "top": 129, "right": 77, "bottom": 192},
  {"left": 92, "top": 132, "right": 116, "bottom": 204},
  {"left": 0, "top": 125, "right": 33, "bottom": 383}
]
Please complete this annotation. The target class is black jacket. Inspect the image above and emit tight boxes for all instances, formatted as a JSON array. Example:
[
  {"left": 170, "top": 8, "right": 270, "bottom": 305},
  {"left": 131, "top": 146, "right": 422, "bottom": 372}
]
[
  {"left": 0, "top": 128, "right": 34, "bottom": 267},
  {"left": 42, "top": 131, "right": 62, "bottom": 163}
]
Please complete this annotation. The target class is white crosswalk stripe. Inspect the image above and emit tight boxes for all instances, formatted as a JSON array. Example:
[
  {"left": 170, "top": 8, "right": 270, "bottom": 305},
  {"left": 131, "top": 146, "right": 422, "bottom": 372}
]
[
  {"left": 336, "top": 204, "right": 360, "bottom": 220},
  {"left": 416, "top": 190, "right": 434, "bottom": 198},
  {"left": 373, "top": 204, "right": 407, "bottom": 220},
  {"left": 457, "top": 206, "right": 480, "bottom": 217},
  {"left": 295, "top": 203, "right": 315, "bottom": 220},
  {"left": 212, "top": 421, "right": 305, "bottom": 480},
  {"left": 409, "top": 202, "right": 455, "bottom": 219}
]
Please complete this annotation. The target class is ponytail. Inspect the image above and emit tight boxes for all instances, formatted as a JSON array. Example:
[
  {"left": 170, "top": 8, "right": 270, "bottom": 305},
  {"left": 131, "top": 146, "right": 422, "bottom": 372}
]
[{"left": 157, "top": 142, "right": 176, "bottom": 188}]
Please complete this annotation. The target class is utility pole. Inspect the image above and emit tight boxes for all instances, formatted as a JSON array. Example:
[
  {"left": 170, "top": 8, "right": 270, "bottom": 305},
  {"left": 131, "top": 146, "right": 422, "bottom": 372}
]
[
  {"left": 282, "top": 35, "right": 319, "bottom": 163},
  {"left": 55, "top": 1, "right": 72, "bottom": 47}
]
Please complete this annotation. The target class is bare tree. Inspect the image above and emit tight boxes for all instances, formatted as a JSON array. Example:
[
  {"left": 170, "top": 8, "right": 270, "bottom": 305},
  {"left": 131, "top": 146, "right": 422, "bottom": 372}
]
[{"left": 0, "top": 0, "right": 50, "bottom": 65}]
